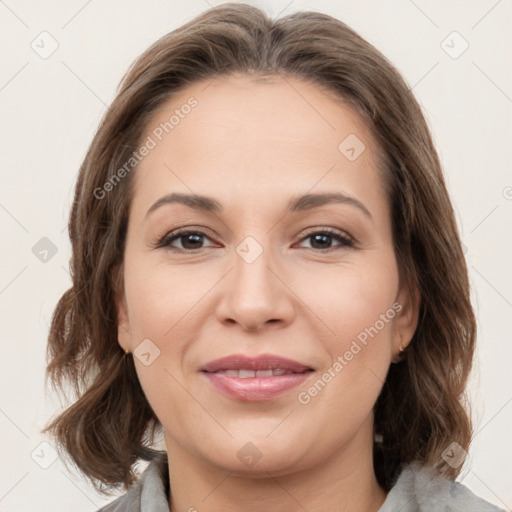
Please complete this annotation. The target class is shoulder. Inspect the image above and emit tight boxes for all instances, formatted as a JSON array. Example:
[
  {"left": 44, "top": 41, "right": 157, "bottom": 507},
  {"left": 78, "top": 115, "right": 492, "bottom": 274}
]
[
  {"left": 379, "top": 462, "right": 506, "bottom": 512},
  {"left": 96, "top": 454, "right": 170, "bottom": 512},
  {"left": 96, "top": 486, "right": 141, "bottom": 512}
]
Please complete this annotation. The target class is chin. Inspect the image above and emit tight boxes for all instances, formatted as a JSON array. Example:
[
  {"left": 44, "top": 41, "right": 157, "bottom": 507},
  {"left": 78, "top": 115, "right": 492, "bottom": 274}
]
[{"left": 200, "top": 430, "right": 316, "bottom": 477}]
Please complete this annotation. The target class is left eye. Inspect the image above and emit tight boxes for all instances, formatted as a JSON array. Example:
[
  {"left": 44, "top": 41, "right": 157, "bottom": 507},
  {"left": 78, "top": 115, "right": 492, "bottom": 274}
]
[{"left": 296, "top": 230, "right": 354, "bottom": 250}]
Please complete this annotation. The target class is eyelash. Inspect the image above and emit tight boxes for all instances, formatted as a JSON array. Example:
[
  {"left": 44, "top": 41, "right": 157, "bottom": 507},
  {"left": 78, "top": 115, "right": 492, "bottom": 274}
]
[{"left": 155, "top": 227, "right": 355, "bottom": 253}]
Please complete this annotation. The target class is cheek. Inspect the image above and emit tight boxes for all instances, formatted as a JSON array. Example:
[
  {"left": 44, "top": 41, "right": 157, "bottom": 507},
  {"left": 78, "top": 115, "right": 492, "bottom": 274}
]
[
  {"left": 123, "top": 255, "right": 215, "bottom": 340},
  {"left": 298, "top": 255, "right": 399, "bottom": 345},
  {"left": 295, "top": 256, "right": 398, "bottom": 400},
  {"left": 122, "top": 257, "right": 216, "bottom": 408}
]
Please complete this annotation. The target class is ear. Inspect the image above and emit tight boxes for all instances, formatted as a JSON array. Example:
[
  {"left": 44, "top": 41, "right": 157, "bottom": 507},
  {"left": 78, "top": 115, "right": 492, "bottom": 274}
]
[
  {"left": 114, "top": 264, "right": 131, "bottom": 353},
  {"left": 393, "top": 284, "right": 420, "bottom": 358}
]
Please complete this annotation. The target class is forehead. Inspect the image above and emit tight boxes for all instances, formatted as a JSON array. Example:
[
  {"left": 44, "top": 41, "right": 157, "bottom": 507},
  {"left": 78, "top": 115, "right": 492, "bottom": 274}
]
[{"left": 131, "top": 73, "right": 386, "bottom": 218}]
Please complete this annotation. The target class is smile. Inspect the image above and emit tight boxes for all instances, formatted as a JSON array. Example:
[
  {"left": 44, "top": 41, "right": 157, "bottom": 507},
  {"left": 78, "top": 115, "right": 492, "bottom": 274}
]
[{"left": 200, "top": 354, "right": 314, "bottom": 401}]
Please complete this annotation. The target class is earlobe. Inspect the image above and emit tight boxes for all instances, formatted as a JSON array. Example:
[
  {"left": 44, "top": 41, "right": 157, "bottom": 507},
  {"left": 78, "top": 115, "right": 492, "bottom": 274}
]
[
  {"left": 114, "top": 267, "right": 131, "bottom": 354},
  {"left": 117, "top": 299, "right": 132, "bottom": 354},
  {"left": 394, "top": 285, "right": 421, "bottom": 356}
]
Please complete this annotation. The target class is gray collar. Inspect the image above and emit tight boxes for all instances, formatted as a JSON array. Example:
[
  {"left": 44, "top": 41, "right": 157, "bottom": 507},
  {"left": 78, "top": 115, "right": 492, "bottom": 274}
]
[{"left": 98, "top": 454, "right": 505, "bottom": 512}]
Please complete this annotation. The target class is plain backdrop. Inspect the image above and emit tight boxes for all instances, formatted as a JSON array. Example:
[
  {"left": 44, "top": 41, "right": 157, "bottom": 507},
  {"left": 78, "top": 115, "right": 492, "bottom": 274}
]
[{"left": 1, "top": 1, "right": 511, "bottom": 510}]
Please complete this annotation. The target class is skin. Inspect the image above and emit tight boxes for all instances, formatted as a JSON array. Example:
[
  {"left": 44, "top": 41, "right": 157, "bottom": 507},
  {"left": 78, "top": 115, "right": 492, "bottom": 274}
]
[{"left": 117, "top": 74, "right": 419, "bottom": 512}]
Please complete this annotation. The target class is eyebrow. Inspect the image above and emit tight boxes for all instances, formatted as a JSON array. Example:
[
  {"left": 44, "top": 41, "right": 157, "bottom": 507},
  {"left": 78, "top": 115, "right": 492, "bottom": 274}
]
[{"left": 145, "top": 192, "right": 372, "bottom": 220}]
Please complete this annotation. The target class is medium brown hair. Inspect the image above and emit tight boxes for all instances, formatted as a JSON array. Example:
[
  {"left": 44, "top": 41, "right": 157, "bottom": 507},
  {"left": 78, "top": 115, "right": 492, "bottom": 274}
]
[{"left": 43, "top": 3, "right": 475, "bottom": 494}]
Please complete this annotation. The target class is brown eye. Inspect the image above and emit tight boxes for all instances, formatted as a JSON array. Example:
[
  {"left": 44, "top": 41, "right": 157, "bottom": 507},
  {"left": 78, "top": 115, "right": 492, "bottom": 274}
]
[
  {"left": 297, "top": 229, "right": 354, "bottom": 251},
  {"left": 157, "top": 230, "right": 216, "bottom": 251}
]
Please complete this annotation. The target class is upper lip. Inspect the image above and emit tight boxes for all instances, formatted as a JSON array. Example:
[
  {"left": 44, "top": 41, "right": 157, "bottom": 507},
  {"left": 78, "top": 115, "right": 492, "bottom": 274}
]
[{"left": 201, "top": 354, "right": 314, "bottom": 373}]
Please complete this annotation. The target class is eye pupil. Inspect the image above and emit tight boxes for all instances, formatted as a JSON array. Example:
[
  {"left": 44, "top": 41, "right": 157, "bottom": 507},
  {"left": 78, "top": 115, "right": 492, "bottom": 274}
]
[
  {"left": 311, "top": 233, "right": 331, "bottom": 249},
  {"left": 182, "top": 233, "right": 203, "bottom": 249}
]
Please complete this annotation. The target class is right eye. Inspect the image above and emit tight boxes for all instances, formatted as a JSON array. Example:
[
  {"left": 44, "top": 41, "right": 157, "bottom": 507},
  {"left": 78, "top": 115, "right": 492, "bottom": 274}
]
[{"left": 157, "top": 229, "right": 219, "bottom": 251}]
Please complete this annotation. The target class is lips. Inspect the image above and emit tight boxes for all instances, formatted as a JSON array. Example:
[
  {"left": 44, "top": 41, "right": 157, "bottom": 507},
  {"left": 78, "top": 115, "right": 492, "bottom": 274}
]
[{"left": 200, "top": 354, "right": 314, "bottom": 401}]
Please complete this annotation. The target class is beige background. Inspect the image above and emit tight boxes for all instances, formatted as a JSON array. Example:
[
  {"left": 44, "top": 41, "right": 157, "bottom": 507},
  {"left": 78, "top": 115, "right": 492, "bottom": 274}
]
[{"left": 1, "top": 0, "right": 511, "bottom": 510}]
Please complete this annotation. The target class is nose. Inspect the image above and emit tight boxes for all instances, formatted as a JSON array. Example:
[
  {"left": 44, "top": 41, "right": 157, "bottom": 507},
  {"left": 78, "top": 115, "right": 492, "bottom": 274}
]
[{"left": 215, "top": 241, "right": 296, "bottom": 333}]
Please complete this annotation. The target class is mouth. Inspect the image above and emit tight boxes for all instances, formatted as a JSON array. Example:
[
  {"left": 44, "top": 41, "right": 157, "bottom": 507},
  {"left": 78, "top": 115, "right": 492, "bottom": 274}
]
[
  {"left": 200, "top": 354, "right": 315, "bottom": 401},
  {"left": 207, "top": 368, "right": 308, "bottom": 378}
]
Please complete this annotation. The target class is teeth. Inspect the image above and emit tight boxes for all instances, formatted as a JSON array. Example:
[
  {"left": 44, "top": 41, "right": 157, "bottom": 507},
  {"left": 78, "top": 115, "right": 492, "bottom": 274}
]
[
  {"left": 214, "top": 369, "right": 293, "bottom": 378},
  {"left": 256, "top": 369, "right": 273, "bottom": 377}
]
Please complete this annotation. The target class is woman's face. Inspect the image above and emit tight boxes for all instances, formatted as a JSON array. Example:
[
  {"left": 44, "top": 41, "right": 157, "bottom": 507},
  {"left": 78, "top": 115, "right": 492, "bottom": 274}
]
[{"left": 117, "top": 74, "right": 418, "bottom": 476}]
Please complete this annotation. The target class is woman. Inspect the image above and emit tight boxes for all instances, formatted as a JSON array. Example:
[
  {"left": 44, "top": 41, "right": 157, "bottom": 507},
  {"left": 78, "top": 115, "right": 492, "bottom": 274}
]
[{"left": 43, "top": 4, "right": 504, "bottom": 511}]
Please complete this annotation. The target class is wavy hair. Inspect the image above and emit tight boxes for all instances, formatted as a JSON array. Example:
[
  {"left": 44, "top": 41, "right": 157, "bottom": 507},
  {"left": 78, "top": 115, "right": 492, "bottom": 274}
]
[{"left": 43, "top": 3, "right": 475, "bottom": 494}]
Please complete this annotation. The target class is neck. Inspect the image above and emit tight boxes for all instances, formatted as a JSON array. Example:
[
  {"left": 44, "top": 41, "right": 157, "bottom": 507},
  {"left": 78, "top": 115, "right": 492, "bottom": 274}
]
[{"left": 165, "top": 420, "right": 387, "bottom": 512}]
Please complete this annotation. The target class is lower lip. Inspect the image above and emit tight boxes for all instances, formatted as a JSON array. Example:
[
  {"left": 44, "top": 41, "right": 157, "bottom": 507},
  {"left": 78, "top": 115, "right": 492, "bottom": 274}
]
[{"left": 202, "top": 371, "right": 313, "bottom": 401}]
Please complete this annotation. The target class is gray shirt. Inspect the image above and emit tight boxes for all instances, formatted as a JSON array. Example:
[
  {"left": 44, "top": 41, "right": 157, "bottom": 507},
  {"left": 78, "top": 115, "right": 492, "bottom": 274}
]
[{"left": 98, "top": 455, "right": 505, "bottom": 512}]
